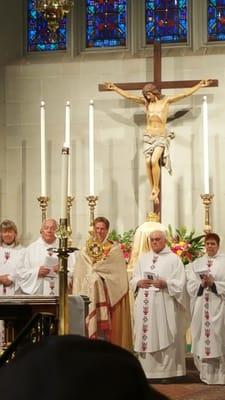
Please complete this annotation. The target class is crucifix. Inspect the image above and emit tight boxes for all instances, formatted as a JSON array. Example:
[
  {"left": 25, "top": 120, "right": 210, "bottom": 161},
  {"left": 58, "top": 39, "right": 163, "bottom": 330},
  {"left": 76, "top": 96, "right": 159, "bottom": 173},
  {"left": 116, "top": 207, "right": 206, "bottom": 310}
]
[{"left": 99, "top": 42, "right": 218, "bottom": 219}]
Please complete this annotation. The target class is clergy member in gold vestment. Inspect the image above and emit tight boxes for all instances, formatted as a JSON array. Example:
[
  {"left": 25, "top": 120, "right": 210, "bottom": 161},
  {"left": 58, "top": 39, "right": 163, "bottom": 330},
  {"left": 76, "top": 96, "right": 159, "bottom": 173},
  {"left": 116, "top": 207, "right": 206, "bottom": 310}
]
[{"left": 72, "top": 217, "right": 132, "bottom": 351}]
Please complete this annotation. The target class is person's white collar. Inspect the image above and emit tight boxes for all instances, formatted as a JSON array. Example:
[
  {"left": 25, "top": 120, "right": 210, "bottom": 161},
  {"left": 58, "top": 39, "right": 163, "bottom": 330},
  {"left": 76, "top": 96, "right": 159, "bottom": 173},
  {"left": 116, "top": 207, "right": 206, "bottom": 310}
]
[
  {"left": 153, "top": 245, "right": 171, "bottom": 256},
  {"left": 2, "top": 242, "right": 16, "bottom": 248}
]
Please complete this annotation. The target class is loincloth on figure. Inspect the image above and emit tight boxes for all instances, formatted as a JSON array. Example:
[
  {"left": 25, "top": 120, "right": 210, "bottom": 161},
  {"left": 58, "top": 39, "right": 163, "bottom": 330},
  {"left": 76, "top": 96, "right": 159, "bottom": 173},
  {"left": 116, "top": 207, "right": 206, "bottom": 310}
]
[{"left": 143, "top": 131, "right": 175, "bottom": 175}]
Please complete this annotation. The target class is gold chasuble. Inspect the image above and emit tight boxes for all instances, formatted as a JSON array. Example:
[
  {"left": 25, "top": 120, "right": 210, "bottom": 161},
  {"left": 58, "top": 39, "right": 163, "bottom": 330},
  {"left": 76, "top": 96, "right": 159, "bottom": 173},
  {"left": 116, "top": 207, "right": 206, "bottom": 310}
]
[{"left": 73, "top": 240, "right": 133, "bottom": 351}]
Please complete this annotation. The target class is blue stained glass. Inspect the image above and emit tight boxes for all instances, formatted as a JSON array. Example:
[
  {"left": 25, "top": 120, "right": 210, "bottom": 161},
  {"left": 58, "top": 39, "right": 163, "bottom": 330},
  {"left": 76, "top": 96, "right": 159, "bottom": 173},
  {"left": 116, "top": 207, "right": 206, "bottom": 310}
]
[
  {"left": 208, "top": 0, "right": 225, "bottom": 41},
  {"left": 145, "top": 0, "right": 188, "bottom": 44},
  {"left": 27, "top": 0, "right": 67, "bottom": 52},
  {"left": 86, "top": 0, "right": 127, "bottom": 48}
]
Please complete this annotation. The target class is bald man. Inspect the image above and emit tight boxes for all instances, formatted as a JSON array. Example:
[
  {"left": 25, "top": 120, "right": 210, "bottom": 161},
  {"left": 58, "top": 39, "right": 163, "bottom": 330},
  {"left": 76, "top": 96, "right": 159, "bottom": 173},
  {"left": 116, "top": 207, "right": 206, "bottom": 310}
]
[{"left": 130, "top": 230, "right": 189, "bottom": 380}]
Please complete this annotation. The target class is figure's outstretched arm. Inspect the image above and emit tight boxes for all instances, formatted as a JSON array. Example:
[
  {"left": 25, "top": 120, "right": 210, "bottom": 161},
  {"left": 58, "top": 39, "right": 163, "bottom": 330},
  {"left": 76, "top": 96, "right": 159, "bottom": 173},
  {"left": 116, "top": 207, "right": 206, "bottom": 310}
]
[
  {"left": 104, "top": 82, "right": 145, "bottom": 105},
  {"left": 167, "top": 79, "right": 213, "bottom": 104}
]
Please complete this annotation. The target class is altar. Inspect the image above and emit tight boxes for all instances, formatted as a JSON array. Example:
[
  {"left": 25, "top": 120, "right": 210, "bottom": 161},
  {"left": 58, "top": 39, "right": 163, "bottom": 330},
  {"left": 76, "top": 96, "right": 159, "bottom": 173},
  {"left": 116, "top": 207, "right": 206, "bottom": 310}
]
[{"left": 0, "top": 295, "right": 89, "bottom": 344}]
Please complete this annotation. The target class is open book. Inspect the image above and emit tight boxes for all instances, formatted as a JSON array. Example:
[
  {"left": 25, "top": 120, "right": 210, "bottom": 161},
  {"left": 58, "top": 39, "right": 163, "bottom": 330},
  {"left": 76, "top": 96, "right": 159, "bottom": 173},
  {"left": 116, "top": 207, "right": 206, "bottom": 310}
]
[
  {"left": 193, "top": 265, "right": 209, "bottom": 279},
  {"left": 43, "top": 255, "right": 58, "bottom": 277},
  {"left": 144, "top": 271, "right": 159, "bottom": 291},
  {"left": 144, "top": 271, "right": 157, "bottom": 281}
]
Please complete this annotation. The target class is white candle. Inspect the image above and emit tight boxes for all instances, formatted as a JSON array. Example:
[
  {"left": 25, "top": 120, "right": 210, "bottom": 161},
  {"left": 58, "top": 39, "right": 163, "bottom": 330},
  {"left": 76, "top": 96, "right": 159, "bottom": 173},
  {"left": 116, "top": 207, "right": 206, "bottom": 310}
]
[
  {"left": 65, "top": 101, "right": 70, "bottom": 147},
  {"left": 65, "top": 101, "right": 71, "bottom": 196},
  {"left": 60, "top": 146, "right": 69, "bottom": 219},
  {"left": 89, "top": 99, "right": 94, "bottom": 195},
  {"left": 68, "top": 154, "right": 71, "bottom": 197},
  {"left": 40, "top": 101, "right": 46, "bottom": 196},
  {"left": 202, "top": 96, "right": 209, "bottom": 194}
]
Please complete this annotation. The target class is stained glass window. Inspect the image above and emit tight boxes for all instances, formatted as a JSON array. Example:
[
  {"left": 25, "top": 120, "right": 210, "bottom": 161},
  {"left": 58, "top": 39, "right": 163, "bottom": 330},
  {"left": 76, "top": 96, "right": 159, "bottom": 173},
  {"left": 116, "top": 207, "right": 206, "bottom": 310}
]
[
  {"left": 86, "top": 0, "right": 127, "bottom": 48},
  {"left": 145, "top": 0, "right": 188, "bottom": 44},
  {"left": 208, "top": 0, "right": 225, "bottom": 41},
  {"left": 27, "top": 0, "right": 67, "bottom": 52}
]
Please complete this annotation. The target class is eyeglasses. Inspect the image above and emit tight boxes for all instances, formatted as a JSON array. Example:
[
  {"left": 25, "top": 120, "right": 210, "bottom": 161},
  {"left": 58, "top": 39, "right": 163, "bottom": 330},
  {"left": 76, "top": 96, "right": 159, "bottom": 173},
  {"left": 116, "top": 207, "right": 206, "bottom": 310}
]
[{"left": 150, "top": 237, "right": 162, "bottom": 242}]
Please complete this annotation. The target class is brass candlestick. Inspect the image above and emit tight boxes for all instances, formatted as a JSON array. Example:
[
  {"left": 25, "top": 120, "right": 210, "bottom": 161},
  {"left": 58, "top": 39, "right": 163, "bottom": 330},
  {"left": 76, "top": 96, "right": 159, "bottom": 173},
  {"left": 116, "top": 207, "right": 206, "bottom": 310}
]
[
  {"left": 86, "top": 195, "right": 98, "bottom": 226},
  {"left": 67, "top": 195, "right": 75, "bottom": 246},
  {"left": 37, "top": 196, "right": 49, "bottom": 222},
  {"left": 200, "top": 193, "right": 214, "bottom": 234},
  {"left": 53, "top": 218, "right": 77, "bottom": 335},
  {"left": 57, "top": 218, "right": 69, "bottom": 335}
]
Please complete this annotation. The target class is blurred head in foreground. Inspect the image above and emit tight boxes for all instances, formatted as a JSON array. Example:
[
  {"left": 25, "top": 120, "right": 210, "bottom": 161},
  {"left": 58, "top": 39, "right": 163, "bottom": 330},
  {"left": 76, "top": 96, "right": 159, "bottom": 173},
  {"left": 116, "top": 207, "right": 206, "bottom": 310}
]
[{"left": 0, "top": 335, "right": 168, "bottom": 400}]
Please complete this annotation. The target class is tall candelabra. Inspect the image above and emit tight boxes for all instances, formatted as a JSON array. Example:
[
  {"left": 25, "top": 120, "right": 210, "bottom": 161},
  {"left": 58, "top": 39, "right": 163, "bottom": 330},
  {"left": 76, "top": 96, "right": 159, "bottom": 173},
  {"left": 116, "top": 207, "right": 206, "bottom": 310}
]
[
  {"left": 57, "top": 218, "right": 69, "bottom": 335},
  {"left": 54, "top": 218, "right": 77, "bottom": 335},
  {"left": 37, "top": 196, "right": 49, "bottom": 221},
  {"left": 86, "top": 195, "right": 98, "bottom": 226},
  {"left": 200, "top": 193, "right": 214, "bottom": 234}
]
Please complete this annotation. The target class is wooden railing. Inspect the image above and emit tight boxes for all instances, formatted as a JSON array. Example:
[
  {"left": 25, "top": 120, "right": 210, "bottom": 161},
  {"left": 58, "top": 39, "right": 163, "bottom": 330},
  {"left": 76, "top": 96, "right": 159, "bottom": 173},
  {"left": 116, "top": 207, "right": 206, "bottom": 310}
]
[{"left": 0, "top": 312, "right": 56, "bottom": 367}]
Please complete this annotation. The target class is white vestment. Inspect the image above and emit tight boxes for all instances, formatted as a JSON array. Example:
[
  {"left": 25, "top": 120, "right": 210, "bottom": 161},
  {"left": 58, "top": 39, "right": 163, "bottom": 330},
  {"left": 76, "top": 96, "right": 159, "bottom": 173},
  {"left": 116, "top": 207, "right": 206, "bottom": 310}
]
[
  {"left": 186, "top": 253, "right": 225, "bottom": 384},
  {"left": 130, "top": 246, "right": 188, "bottom": 379},
  {"left": 18, "top": 237, "right": 75, "bottom": 295},
  {"left": 0, "top": 244, "right": 25, "bottom": 295},
  {"left": 0, "top": 244, "right": 25, "bottom": 347}
]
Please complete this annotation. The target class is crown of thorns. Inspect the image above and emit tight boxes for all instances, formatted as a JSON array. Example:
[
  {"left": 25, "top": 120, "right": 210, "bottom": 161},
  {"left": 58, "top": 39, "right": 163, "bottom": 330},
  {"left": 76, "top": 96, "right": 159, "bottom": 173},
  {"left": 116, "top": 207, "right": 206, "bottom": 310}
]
[{"left": 142, "top": 83, "right": 164, "bottom": 99}]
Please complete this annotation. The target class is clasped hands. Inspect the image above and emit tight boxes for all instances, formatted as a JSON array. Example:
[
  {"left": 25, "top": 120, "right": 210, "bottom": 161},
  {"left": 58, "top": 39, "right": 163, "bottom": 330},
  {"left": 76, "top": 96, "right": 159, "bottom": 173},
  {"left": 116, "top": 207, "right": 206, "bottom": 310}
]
[
  {"left": 137, "top": 278, "right": 167, "bottom": 290},
  {"left": 200, "top": 273, "right": 214, "bottom": 288}
]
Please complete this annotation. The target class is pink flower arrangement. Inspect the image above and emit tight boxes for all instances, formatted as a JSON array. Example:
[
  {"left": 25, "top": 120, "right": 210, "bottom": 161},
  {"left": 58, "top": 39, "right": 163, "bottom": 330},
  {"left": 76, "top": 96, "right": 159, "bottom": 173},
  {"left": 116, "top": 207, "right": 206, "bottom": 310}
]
[
  {"left": 167, "top": 225, "right": 205, "bottom": 265},
  {"left": 119, "top": 243, "right": 132, "bottom": 264},
  {"left": 170, "top": 241, "right": 194, "bottom": 264}
]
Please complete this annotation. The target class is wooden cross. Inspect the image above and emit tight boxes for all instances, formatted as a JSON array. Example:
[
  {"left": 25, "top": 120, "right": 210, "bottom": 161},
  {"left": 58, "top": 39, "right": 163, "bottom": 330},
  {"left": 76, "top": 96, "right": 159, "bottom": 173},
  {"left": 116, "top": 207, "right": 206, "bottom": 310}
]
[{"left": 99, "top": 42, "right": 218, "bottom": 219}]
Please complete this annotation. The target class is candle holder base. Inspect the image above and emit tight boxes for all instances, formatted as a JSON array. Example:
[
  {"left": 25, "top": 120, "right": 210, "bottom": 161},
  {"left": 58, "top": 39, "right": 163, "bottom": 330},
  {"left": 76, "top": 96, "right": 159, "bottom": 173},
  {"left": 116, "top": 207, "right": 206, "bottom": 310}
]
[{"left": 49, "top": 218, "right": 78, "bottom": 335}]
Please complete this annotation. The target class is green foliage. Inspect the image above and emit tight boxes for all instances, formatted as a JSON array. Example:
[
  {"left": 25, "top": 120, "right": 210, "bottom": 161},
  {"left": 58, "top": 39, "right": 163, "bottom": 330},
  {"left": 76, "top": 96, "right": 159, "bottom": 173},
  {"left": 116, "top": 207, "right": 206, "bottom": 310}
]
[
  {"left": 108, "top": 229, "right": 135, "bottom": 249},
  {"left": 108, "top": 229, "right": 135, "bottom": 263}
]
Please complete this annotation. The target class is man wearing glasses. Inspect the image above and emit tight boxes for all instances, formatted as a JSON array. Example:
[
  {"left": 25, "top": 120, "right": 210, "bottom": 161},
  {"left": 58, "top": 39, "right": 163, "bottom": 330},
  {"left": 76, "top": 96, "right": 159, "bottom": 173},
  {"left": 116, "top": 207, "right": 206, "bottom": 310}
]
[{"left": 130, "top": 230, "right": 188, "bottom": 381}]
